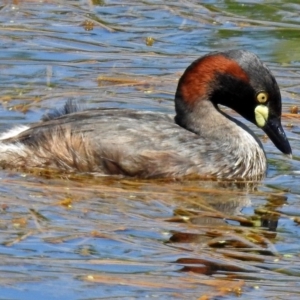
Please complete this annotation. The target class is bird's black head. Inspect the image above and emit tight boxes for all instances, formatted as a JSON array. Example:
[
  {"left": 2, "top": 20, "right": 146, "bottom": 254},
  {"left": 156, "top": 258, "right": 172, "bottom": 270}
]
[{"left": 175, "top": 50, "right": 291, "bottom": 155}]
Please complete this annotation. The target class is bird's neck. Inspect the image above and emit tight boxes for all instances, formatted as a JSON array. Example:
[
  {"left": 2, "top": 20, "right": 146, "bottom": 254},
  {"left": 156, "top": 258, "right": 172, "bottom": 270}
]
[
  {"left": 175, "top": 99, "right": 267, "bottom": 179},
  {"left": 175, "top": 99, "right": 229, "bottom": 134}
]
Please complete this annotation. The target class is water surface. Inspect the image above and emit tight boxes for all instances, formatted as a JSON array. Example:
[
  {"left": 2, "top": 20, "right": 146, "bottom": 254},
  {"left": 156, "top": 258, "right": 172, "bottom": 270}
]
[{"left": 1, "top": 1, "right": 300, "bottom": 299}]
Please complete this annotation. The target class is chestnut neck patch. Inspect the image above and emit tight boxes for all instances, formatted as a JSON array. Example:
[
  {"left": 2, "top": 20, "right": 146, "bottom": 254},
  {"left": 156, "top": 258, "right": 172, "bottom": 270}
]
[{"left": 177, "top": 54, "right": 249, "bottom": 105}]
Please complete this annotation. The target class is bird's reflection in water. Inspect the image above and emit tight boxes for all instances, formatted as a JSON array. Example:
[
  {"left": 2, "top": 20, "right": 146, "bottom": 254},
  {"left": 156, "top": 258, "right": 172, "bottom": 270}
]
[{"left": 165, "top": 180, "right": 284, "bottom": 277}]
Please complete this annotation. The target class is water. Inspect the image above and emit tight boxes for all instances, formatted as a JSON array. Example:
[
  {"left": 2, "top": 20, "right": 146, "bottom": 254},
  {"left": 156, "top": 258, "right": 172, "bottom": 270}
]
[{"left": 1, "top": 1, "right": 300, "bottom": 299}]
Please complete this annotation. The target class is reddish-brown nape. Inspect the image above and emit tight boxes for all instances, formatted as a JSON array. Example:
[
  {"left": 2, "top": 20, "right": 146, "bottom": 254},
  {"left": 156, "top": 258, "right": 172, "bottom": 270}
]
[{"left": 178, "top": 54, "right": 249, "bottom": 105}]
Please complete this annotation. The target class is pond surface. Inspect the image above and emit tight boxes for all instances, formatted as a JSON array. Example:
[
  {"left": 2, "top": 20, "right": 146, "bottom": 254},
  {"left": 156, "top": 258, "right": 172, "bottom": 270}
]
[{"left": 1, "top": 0, "right": 300, "bottom": 299}]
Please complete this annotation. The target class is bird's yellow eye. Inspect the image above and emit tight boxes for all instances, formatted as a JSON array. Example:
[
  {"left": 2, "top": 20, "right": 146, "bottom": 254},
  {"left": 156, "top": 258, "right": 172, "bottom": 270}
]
[{"left": 256, "top": 92, "right": 268, "bottom": 103}]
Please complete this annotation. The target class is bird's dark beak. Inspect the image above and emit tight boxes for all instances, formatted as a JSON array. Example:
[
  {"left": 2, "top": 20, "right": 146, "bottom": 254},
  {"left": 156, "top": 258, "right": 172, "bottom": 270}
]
[{"left": 263, "top": 118, "right": 292, "bottom": 156}]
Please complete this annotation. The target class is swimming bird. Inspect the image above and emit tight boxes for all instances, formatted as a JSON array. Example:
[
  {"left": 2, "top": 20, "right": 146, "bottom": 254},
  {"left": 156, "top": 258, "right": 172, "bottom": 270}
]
[{"left": 0, "top": 50, "right": 291, "bottom": 179}]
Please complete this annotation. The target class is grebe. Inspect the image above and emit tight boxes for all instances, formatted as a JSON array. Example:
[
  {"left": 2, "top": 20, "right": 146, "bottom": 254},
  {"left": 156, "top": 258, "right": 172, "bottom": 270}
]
[{"left": 0, "top": 50, "right": 291, "bottom": 179}]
